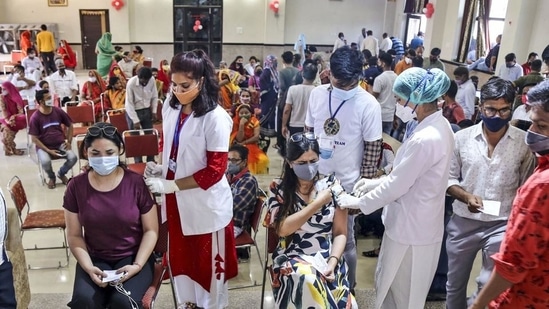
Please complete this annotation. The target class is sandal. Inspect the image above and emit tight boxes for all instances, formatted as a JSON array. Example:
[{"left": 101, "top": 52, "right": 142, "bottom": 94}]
[
  {"left": 47, "top": 179, "right": 56, "bottom": 189},
  {"left": 57, "top": 174, "right": 69, "bottom": 185},
  {"left": 362, "top": 248, "right": 380, "bottom": 258}
]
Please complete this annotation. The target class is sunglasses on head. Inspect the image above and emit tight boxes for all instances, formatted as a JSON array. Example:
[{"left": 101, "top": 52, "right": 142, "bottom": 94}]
[
  {"left": 289, "top": 132, "right": 316, "bottom": 143},
  {"left": 87, "top": 125, "right": 117, "bottom": 137}
]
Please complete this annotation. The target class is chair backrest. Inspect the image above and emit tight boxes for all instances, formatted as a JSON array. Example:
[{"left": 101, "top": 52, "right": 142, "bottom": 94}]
[
  {"left": 156, "top": 100, "right": 163, "bottom": 122},
  {"left": 7, "top": 176, "right": 29, "bottom": 217},
  {"left": 66, "top": 101, "right": 95, "bottom": 124},
  {"left": 123, "top": 129, "right": 159, "bottom": 158},
  {"left": 24, "top": 105, "right": 37, "bottom": 127},
  {"left": 107, "top": 109, "right": 129, "bottom": 132}
]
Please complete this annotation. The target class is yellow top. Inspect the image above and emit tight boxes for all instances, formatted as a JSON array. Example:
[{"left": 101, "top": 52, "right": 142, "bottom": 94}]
[{"left": 36, "top": 31, "right": 55, "bottom": 52}]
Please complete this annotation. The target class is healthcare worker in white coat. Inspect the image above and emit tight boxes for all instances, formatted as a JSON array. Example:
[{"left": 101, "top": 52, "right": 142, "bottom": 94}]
[{"left": 337, "top": 67, "right": 455, "bottom": 309}]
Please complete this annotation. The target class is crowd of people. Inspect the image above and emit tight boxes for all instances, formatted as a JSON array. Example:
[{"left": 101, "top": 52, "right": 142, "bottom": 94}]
[{"left": 2, "top": 24, "right": 549, "bottom": 309}]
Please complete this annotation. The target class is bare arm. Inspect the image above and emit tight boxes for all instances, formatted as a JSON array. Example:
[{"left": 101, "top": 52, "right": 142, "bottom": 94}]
[
  {"left": 328, "top": 207, "right": 347, "bottom": 261},
  {"left": 243, "top": 125, "right": 260, "bottom": 144},
  {"left": 469, "top": 271, "right": 513, "bottom": 309},
  {"left": 277, "top": 189, "right": 332, "bottom": 237},
  {"left": 282, "top": 103, "right": 292, "bottom": 138}
]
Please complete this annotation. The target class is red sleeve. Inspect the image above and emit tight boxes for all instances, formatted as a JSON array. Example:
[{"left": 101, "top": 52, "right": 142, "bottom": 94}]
[
  {"left": 454, "top": 106, "right": 466, "bottom": 124},
  {"left": 192, "top": 151, "right": 228, "bottom": 190}
]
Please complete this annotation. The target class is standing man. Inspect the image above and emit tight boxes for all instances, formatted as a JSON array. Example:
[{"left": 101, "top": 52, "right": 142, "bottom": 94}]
[
  {"left": 337, "top": 67, "right": 454, "bottom": 309},
  {"left": 276, "top": 51, "right": 299, "bottom": 155},
  {"left": 48, "top": 59, "right": 78, "bottom": 106},
  {"left": 445, "top": 78, "right": 535, "bottom": 309},
  {"left": 36, "top": 24, "right": 56, "bottom": 75},
  {"left": 282, "top": 60, "right": 317, "bottom": 138},
  {"left": 372, "top": 52, "right": 398, "bottom": 134},
  {"left": 305, "top": 46, "right": 383, "bottom": 292},
  {"left": 391, "top": 36, "right": 405, "bottom": 64},
  {"left": 423, "top": 48, "right": 445, "bottom": 71},
  {"left": 454, "top": 67, "right": 477, "bottom": 120},
  {"left": 409, "top": 31, "right": 424, "bottom": 50},
  {"left": 0, "top": 189, "right": 17, "bottom": 309},
  {"left": 357, "top": 28, "right": 367, "bottom": 49},
  {"left": 360, "top": 30, "right": 379, "bottom": 57},
  {"left": 379, "top": 33, "right": 393, "bottom": 53},
  {"left": 521, "top": 52, "right": 538, "bottom": 75},
  {"left": 125, "top": 67, "right": 158, "bottom": 162},
  {"left": 333, "top": 32, "right": 347, "bottom": 52}
]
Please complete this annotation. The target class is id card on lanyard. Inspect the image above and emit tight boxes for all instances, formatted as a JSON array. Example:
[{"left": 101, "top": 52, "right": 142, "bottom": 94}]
[{"left": 168, "top": 110, "right": 190, "bottom": 173}]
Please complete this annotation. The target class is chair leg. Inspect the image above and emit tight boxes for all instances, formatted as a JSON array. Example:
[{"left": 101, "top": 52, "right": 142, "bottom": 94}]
[{"left": 23, "top": 228, "right": 70, "bottom": 270}]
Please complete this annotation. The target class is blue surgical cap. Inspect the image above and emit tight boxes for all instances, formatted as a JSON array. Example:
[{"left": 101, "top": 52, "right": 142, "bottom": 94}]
[{"left": 393, "top": 67, "right": 450, "bottom": 105}]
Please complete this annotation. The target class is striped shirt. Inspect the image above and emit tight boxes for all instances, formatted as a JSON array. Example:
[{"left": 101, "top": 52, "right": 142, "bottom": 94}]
[{"left": 391, "top": 37, "right": 405, "bottom": 56}]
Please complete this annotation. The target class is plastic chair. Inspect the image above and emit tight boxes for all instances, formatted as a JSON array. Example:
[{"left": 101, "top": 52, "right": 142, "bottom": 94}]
[
  {"left": 65, "top": 101, "right": 95, "bottom": 137},
  {"left": 7, "top": 176, "right": 69, "bottom": 269},
  {"left": 260, "top": 201, "right": 280, "bottom": 309},
  {"left": 230, "top": 196, "right": 266, "bottom": 290},
  {"left": 107, "top": 109, "right": 129, "bottom": 133},
  {"left": 122, "top": 129, "right": 159, "bottom": 175}
]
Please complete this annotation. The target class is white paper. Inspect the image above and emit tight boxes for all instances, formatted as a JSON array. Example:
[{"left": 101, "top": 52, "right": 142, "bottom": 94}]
[
  {"left": 300, "top": 252, "right": 329, "bottom": 274},
  {"left": 101, "top": 270, "right": 124, "bottom": 283},
  {"left": 481, "top": 200, "right": 501, "bottom": 217}
]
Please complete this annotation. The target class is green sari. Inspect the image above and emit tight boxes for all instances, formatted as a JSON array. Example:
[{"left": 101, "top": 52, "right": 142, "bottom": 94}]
[{"left": 95, "top": 32, "right": 117, "bottom": 77}]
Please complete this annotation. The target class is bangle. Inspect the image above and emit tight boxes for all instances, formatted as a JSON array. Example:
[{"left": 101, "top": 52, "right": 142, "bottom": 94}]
[
  {"left": 327, "top": 255, "right": 339, "bottom": 264},
  {"left": 132, "top": 262, "right": 142, "bottom": 269}
]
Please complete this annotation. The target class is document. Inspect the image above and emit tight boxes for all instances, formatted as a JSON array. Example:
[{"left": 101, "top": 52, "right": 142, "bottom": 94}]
[{"left": 481, "top": 200, "right": 501, "bottom": 217}]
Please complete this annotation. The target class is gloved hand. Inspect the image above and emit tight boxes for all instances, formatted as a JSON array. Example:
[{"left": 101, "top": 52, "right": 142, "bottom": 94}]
[
  {"left": 145, "top": 178, "right": 180, "bottom": 194},
  {"left": 335, "top": 193, "right": 362, "bottom": 210},
  {"left": 144, "top": 162, "right": 163, "bottom": 178},
  {"left": 353, "top": 176, "right": 386, "bottom": 197}
]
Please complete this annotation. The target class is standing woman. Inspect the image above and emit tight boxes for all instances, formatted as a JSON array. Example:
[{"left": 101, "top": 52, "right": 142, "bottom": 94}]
[
  {"left": 95, "top": 32, "right": 118, "bottom": 77},
  {"left": 157, "top": 59, "right": 171, "bottom": 97},
  {"left": 144, "top": 50, "right": 237, "bottom": 308},
  {"left": 259, "top": 55, "right": 279, "bottom": 138},
  {"left": 20, "top": 30, "right": 35, "bottom": 57},
  {"left": 57, "top": 40, "right": 77, "bottom": 70},
  {"left": 0, "top": 82, "right": 26, "bottom": 156}
]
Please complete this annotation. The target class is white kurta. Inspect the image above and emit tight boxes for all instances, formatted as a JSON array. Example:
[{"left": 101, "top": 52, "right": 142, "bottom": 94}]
[{"left": 356, "top": 111, "right": 455, "bottom": 308}]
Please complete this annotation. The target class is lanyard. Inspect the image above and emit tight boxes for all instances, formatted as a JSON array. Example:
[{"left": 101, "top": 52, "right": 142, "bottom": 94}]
[
  {"left": 328, "top": 90, "right": 347, "bottom": 120},
  {"left": 171, "top": 109, "right": 190, "bottom": 159}
]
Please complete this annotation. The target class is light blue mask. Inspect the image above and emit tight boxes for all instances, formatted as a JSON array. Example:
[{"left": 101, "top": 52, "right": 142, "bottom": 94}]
[
  {"left": 89, "top": 156, "right": 119, "bottom": 176},
  {"left": 331, "top": 85, "right": 359, "bottom": 101}
]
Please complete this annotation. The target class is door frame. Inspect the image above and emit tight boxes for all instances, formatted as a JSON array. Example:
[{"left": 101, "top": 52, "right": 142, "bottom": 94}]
[{"left": 79, "top": 9, "right": 110, "bottom": 69}]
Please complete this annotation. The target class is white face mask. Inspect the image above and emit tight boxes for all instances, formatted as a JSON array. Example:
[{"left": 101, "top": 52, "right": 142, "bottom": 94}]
[
  {"left": 44, "top": 99, "right": 54, "bottom": 107},
  {"left": 89, "top": 156, "right": 119, "bottom": 176},
  {"left": 1, "top": 90, "right": 8, "bottom": 96},
  {"left": 404, "top": 57, "right": 412, "bottom": 65},
  {"left": 89, "top": 77, "right": 97, "bottom": 83},
  {"left": 395, "top": 103, "right": 417, "bottom": 123},
  {"left": 331, "top": 85, "right": 359, "bottom": 101}
]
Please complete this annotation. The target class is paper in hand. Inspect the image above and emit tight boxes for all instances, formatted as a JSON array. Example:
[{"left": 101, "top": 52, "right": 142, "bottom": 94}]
[
  {"left": 300, "top": 252, "right": 329, "bottom": 275},
  {"left": 101, "top": 270, "right": 124, "bottom": 283},
  {"left": 481, "top": 200, "right": 501, "bottom": 217}
]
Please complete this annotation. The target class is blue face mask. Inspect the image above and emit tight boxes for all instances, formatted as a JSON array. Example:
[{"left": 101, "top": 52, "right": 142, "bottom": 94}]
[
  {"left": 226, "top": 162, "right": 241, "bottom": 175},
  {"left": 331, "top": 85, "right": 359, "bottom": 101},
  {"left": 89, "top": 156, "right": 119, "bottom": 176},
  {"left": 525, "top": 130, "right": 549, "bottom": 154},
  {"left": 480, "top": 114, "right": 510, "bottom": 132},
  {"left": 292, "top": 162, "right": 319, "bottom": 181}
]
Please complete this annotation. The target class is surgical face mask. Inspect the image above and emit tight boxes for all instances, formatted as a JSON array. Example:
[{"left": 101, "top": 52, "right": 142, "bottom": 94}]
[
  {"left": 174, "top": 83, "right": 200, "bottom": 105},
  {"left": 506, "top": 62, "right": 515, "bottom": 68},
  {"left": 29, "top": 54, "right": 35, "bottom": 59},
  {"left": 521, "top": 94, "right": 528, "bottom": 104},
  {"left": 395, "top": 103, "right": 417, "bottom": 123},
  {"left": 455, "top": 79, "right": 463, "bottom": 85},
  {"left": 162, "top": 65, "right": 170, "bottom": 71},
  {"left": 480, "top": 114, "right": 510, "bottom": 132},
  {"left": 292, "top": 161, "right": 319, "bottom": 181},
  {"left": 89, "top": 156, "right": 119, "bottom": 176},
  {"left": 89, "top": 77, "right": 97, "bottom": 83},
  {"left": 1, "top": 89, "right": 8, "bottom": 96},
  {"left": 44, "top": 99, "right": 54, "bottom": 107},
  {"left": 525, "top": 130, "right": 549, "bottom": 154},
  {"left": 226, "top": 162, "right": 241, "bottom": 175},
  {"left": 404, "top": 57, "right": 412, "bottom": 65},
  {"left": 331, "top": 85, "right": 358, "bottom": 101}
]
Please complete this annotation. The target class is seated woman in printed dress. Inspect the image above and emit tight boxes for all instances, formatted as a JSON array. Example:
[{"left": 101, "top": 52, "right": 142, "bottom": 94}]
[{"left": 266, "top": 132, "right": 357, "bottom": 308}]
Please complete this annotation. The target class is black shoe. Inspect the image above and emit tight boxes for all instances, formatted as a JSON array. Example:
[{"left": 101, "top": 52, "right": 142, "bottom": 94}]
[{"left": 426, "top": 293, "right": 446, "bottom": 302}]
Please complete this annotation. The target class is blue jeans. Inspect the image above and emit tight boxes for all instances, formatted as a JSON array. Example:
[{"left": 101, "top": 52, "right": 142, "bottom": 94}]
[
  {"left": 382, "top": 121, "right": 393, "bottom": 135},
  {"left": 37, "top": 147, "right": 77, "bottom": 180},
  {"left": 0, "top": 250, "right": 16, "bottom": 309}
]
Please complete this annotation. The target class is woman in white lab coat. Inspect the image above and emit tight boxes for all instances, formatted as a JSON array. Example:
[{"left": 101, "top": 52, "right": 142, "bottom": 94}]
[{"left": 145, "top": 49, "right": 237, "bottom": 309}]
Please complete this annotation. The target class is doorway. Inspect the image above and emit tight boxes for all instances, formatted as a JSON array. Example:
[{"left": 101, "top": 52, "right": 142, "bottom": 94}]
[{"left": 80, "top": 10, "right": 110, "bottom": 69}]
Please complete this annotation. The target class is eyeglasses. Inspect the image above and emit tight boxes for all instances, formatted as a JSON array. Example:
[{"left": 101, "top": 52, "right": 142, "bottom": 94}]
[
  {"left": 289, "top": 132, "right": 316, "bottom": 143},
  {"left": 483, "top": 107, "right": 512, "bottom": 118},
  {"left": 87, "top": 125, "right": 117, "bottom": 137},
  {"left": 228, "top": 158, "right": 242, "bottom": 164}
]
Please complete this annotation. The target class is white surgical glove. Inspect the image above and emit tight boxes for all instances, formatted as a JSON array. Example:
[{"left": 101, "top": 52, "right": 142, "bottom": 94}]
[
  {"left": 353, "top": 176, "right": 387, "bottom": 197},
  {"left": 335, "top": 193, "right": 362, "bottom": 210},
  {"left": 144, "top": 161, "right": 163, "bottom": 178},
  {"left": 145, "top": 178, "right": 180, "bottom": 194}
]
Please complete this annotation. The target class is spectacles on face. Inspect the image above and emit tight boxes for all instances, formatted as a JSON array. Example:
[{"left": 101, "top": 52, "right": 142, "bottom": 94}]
[
  {"left": 289, "top": 132, "right": 316, "bottom": 143},
  {"left": 228, "top": 158, "right": 242, "bottom": 164},
  {"left": 483, "top": 106, "right": 512, "bottom": 118},
  {"left": 87, "top": 125, "right": 117, "bottom": 137}
]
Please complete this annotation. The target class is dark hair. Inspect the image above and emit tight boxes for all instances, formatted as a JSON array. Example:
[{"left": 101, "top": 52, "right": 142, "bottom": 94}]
[
  {"left": 302, "top": 60, "right": 318, "bottom": 80},
  {"left": 27, "top": 48, "right": 35, "bottom": 55},
  {"left": 169, "top": 49, "right": 219, "bottom": 117},
  {"left": 330, "top": 46, "right": 364, "bottom": 85},
  {"left": 38, "top": 80, "right": 49, "bottom": 89},
  {"left": 480, "top": 77, "right": 515, "bottom": 105},
  {"left": 382, "top": 33, "right": 388, "bottom": 38},
  {"left": 453, "top": 66, "right": 469, "bottom": 78},
  {"left": 137, "top": 67, "right": 153, "bottom": 79},
  {"left": 527, "top": 80, "right": 549, "bottom": 112},
  {"left": 338, "top": 32, "right": 344, "bottom": 39},
  {"left": 412, "top": 56, "right": 423, "bottom": 67},
  {"left": 350, "top": 42, "right": 357, "bottom": 48},
  {"left": 249, "top": 56, "right": 258, "bottom": 62},
  {"left": 361, "top": 49, "right": 372, "bottom": 61},
  {"left": 229, "top": 144, "right": 249, "bottom": 161},
  {"left": 458, "top": 119, "right": 475, "bottom": 129},
  {"left": 470, "top": 75, "right": 479, "bottom": 90},
  {"left": 292, "top": 53, "right": 302, "bottom": 68},
  {"left": 114, "top": 46, "right": 123, "bottom": 52},
  {"left": 446, "top": 80, "right": 458, "bottom": 99},
  {"left": 107, "top": 76, "right": 120, "bottom": 90},
  {"left": 123, "top": 51, "right": 131, "bottom": 57},
  {"left": 40, "top": 24, "right": 47, "bottom": 30},
  {"left": 281, "top": 51, "right": 294, "bottom": 64},
  {"left": 386, "top": 49, "right": 396, "bottom": 56},
  {"left": 309, "top": 46, "right": 318, "bottom": 52},
  {"left": 275, "top": 135, "right": 320, "bottom": 232},
  {"left": 239, "top": 88, "right": 251, "bottom": 97},
  {"left": 134, "top": 46, "right": 143, "bottom": 53},
  {"left": 406, "top": 49, "right": 417, "bottom": 57},
  {"left": 430, "top": 48, "right": 441, "bottom": 56},
  {"left": 35, "top": 89, "right": 49, "bottom": 103},
  {"left": 379, "top": 52, "right": 393, "bottom": 66},
  {"left": 151, "top": 67, "right": 159, "bottom": 73},
  {"left": 528, "top": 52, "right": 538, "bottom": 59},
  {"left": 14, "top": 64, "right": 24, "bottom": 72},
  {"left": 114, "top": 54, "right": 123, "bottom": 62},
  {"left": 531, "top": 59, "right": 543, "bottom": 72},
  {"left": 368, "top": 56, "right": 378, "bottom": 66},
  {"left": 504, "top": 53, "right": 516, "bottom": 62},
  {"left": 79, "top": 122, "right": 126, "bottom": 160},
  {"left": 367, "top": 30, "right": 373, "bottom": 36}
]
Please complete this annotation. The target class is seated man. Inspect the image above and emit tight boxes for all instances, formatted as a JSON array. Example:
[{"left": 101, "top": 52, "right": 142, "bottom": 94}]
[
  {"left": 48, "top": 59, "right": 78, "bottom": 106},
  {"left": 21, "top": 48, "right": 43, "bottom": 82},
  {"left": 118, "top": 51, "right": 138, "bottom": 78},
  {"left": 227, "top": 144, "right": 258, "bottom": 261},
  {"left": 29, "top": 90, "right": 77, "bottom": 189},
  {"left": 7, "top": 65, "right": 36, "bottom": 101}
]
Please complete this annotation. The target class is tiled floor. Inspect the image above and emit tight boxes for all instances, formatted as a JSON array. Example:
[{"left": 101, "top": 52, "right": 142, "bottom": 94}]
[{"left": 1, "top": 70, "right": 482, "bottom": 307}]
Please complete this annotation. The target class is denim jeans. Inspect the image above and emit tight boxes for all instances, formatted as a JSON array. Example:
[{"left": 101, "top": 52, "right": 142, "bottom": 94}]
[{"left": 37, "top": 147, "right": 77, "bottom": 180}]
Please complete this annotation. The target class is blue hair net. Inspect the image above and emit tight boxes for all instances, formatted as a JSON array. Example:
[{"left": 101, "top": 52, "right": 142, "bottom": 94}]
[{"left": 393, "top": 67, "right": 450, "bottom": 105}]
